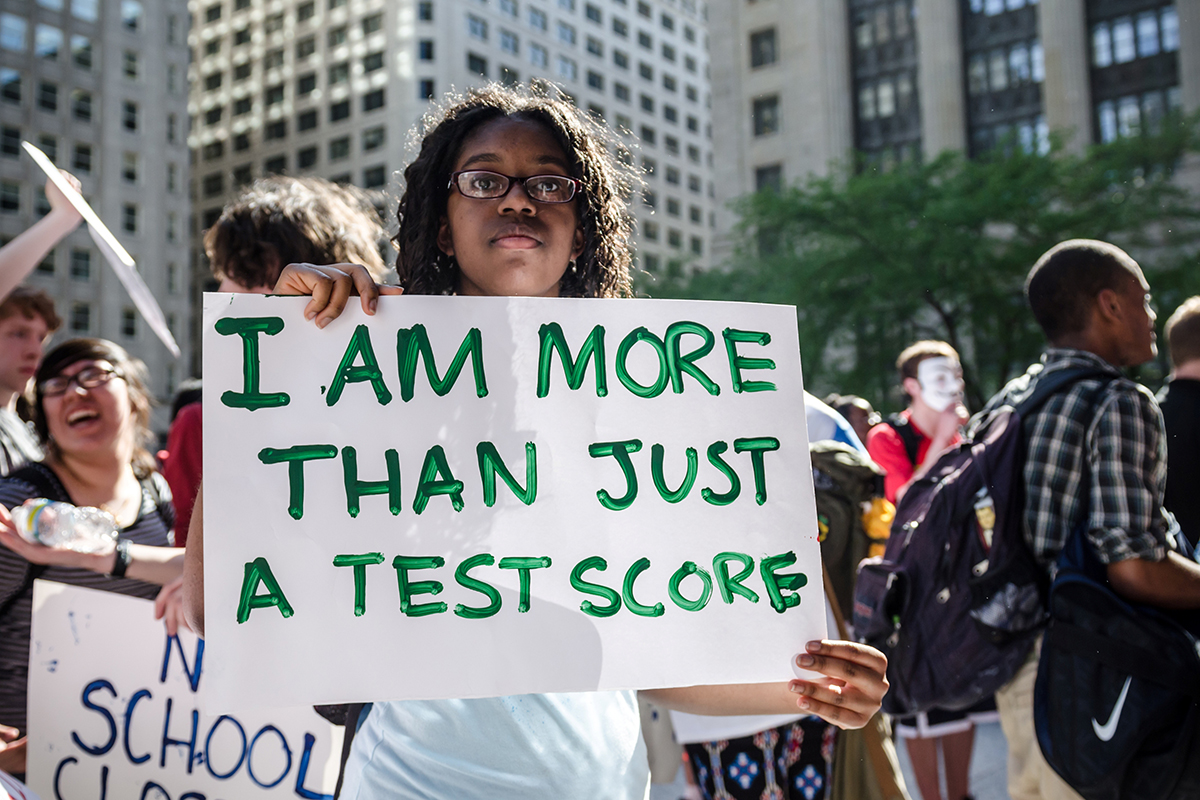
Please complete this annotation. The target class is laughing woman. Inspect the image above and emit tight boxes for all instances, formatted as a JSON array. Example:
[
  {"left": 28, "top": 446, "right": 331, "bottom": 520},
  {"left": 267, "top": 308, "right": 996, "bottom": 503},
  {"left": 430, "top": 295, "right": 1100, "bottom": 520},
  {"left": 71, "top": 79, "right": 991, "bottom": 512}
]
[
  {"left": 184, "top": 85, "right": 888, "bottom": 799},
  {"left": 0, "top": 339, "right": 183, "bottom": 776}
]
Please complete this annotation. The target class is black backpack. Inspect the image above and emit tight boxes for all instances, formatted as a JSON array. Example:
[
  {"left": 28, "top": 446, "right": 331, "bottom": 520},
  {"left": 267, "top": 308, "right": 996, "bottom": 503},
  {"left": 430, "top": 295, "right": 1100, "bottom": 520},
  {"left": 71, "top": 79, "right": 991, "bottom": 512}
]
[
  {"left": 853, "top": 367, "right": 1110, "bottom": 716},
  {"left": 810, "top": 441, "right": 887, "bottom": 623},
  {"left": 1035, "top": 519, "right": 1200, "bottom": 799}
]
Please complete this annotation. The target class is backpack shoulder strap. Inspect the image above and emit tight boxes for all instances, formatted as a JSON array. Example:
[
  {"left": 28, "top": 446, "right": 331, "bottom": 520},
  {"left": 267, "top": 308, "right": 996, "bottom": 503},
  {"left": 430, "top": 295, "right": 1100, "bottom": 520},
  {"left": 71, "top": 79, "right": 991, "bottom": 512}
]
[
  {"left": 885, "top": 413, "right": 921, "bottom": 467},
  {"left": 139, "top": 471, "right": 176, "bottom": 533},
  {"left": 1013, "top": 367, "right": 1115, "bottom": 419}
]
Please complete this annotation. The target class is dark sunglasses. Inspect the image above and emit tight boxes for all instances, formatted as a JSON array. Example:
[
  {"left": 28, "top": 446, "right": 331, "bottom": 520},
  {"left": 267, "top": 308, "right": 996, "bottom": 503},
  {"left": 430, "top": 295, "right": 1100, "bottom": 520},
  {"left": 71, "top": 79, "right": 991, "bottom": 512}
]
[{"left": 448, "top": 170, "right": 581, "bottom": 204}]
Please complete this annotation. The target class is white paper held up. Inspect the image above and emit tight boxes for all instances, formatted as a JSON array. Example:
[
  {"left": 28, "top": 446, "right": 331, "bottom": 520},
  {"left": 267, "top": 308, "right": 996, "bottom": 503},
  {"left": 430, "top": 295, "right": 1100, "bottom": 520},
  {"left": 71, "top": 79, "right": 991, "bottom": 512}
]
[{"left": 22, "top": 141, "right": 180, "bottom": 358}]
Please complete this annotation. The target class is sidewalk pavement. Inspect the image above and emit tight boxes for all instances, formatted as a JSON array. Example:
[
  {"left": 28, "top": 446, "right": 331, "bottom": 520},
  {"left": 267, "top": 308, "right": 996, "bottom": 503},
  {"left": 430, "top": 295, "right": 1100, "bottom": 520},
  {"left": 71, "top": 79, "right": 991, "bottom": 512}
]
[{"left": 651, "top": 720, "right": 1010, "bottom": 800}]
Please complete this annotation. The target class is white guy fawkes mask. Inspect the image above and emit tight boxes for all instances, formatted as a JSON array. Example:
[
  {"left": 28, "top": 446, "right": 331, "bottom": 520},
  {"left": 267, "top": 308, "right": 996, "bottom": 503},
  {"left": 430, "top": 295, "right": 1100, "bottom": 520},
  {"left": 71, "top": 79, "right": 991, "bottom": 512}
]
[{"left": 917, "top": 357, "right": 964, "bottom": 413}]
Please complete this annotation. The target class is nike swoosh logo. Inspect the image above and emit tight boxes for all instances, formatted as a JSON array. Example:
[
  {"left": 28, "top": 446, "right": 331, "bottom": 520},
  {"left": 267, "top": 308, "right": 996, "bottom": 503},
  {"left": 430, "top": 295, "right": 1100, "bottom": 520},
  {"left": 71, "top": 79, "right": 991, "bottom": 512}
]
[{"left": 1092, "top": 676, "right": 1133, "bottom": 742}]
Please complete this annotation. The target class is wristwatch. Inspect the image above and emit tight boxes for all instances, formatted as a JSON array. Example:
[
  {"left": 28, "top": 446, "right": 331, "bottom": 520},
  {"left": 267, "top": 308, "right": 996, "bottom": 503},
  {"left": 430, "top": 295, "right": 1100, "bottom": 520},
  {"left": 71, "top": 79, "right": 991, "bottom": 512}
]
[{"left": 109, "top": 537, "right": 132, "bottom": 578}]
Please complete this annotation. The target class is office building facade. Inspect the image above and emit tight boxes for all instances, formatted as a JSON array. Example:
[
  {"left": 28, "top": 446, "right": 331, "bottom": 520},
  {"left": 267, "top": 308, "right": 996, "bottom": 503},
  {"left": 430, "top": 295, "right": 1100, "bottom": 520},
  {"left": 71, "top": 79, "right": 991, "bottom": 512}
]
[
  {"left": 187, "top": 0, "right": 714, "bottom": 311},
  {"left": 0, "top": 0, "right": 193, "bottom": 407},
  {"left": 710, "top": 0, "right": 1200, "bottom": 259}
]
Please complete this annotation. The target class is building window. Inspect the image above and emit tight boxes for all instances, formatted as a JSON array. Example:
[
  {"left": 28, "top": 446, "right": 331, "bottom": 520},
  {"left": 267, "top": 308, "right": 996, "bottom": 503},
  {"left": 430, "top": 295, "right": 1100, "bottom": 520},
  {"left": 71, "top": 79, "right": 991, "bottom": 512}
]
[
  {"left": 557, "top": 55, "right": 577, "bottom": 80},
  {"left": 205, "top": 106, "right": 224, "bottom": 125},
  {"left": 588, "top": 71, "right": 604, "bottom": 90},
  {"left": 39, "top": 82, "right": 58, "bottom": 112},
  {"left": 362, "top": 13, "right": 383, "bottom": 35},
  {"left": 614, "top": 82, "right": 630, "bottom": 102},
  {"left": 362, "top": 51, "right": 386, "bottom": 72},
  {"left": 1, "top": 14, "right": 27, "bottom": 52},
  {"left": 233, "top": 164, "right": 253, "bottom": 187},
  {"left": 0, "top": 127, "right": 18, "bottom": 158},
  {"left": 529, "top": 7, "right": 548, "bottom": 30},
  {"left": 362, "top": 126, "right": 385, "bottom": 151},
  {"left": 70, "top": 248, "right": 91, "bottom": 280},
  {"left": 363, "top": 165, "right": 386, "bottom": 188},
  {"left": 418, "top": 1, "right": 433, "bottom": 21},
  {"left": 501, "top": 0, "right": 518, "bottom": 16},
  {"left": 122, "top": 0, "right": 143, "bottom": 30},
  {"left": 122, "top": 152, "right": 138, "bottom": 182},
  {"left": 122, "top": 204, "right": 137, "bottom": 233},
  {"left": 470, "top": 15, "right": 488, "bottom": 40},
  {"left": 235, "top": 63, "right": 252, "bottom": 81},
  {"left": 264, "top": 48, "right": 285, "bottom": 70},
  {"left": 330, "top": 99, "right": 351, "bottom": 121},
  {"left": 501, "top": 30, "right": 519, "bottom": 54},
  {"left": 36, "top": 25, "right": 63, "bottom": 60},
  {"left": 234, "top": 97, "right": 252, "bottom": 116},
  {"left": 70, "top": 303, "right": 91, "bottom": 333},
  {"left": 469, "top": 53, "right": 489, "bottom": 76},
  {"left": 752, "top": 95, "right": 779, "bottom": 136},
  {"left": 202, "top": 173, "right": 224, "bottom": 197},
  {"left": 586, "top": 4, "right": 602, "bottom": 22},
  {"left": 639, "top": 62, "right": 653, "bottom": 80},
  {"left": 0, "top": 69, "right": 19, "bottom": 103},
  {"left": 640, "top": 125, "right": 656, "bottom": 146},
  {"left": 234, "top": 133, "right": 251, "bottom": 151},
  {"left": 419, "top": 79, "right": 435, "bottom": 99},
  {"left": 750, "top": 28, "right": 776, "bottom": 68},
  {"left": 234, "top": 27, "right": 251, "bottom": 46},
  {"left": 530, "top": 43, "right": 548, "bottom": 67},
  {"left": 266, "top": 84, "right": 285, "bottom": 105},
  {"left": 36, "top": 134, "right": 56, "bottom": 162},
  {"left": 638, "top": 31, "right": 652, "bottom": 49},
  {"left": 587, "top": 36, "right": 603, "bottom": 56},
  {"left": 419, "top": 39, "right": 434, "bottom": 60},
  {"left": 558, "top": 21, "right": 576, "bottom": 45},
  {"left": 124, "top": 101, "right": 139, "bottom": 131},
  {"left": 500, "top": 65, "right": 520, "bottom": 86},
  {"left": 205, "top": 72, "right": 223, "bottom": 91},
  {"left": 205, "top": 3, "right": 222, "bottom": 23},
  {"left": 71, "top": 92, "right": 92, "bottom": 122},
  {"left": 298, "top": 73, "right": 316, "bottom": 95},
  {"left": 755, "top": 164, "right": 783, "bottom": 193},
  {"left": 72, "top": 35, "right": 92, "bottom": 68},
  {"left": 265, "top": 120, "right": 287, "bottom": 140},
  {"left": 612, "top": 17, "right": 628, "bottom": 37},
  {"left": 297, "top": 36, "right": 316, "bottom": 59},
  {"left": 640, "top": 94, "right": 654, "bottom": 112},
  {"left": 264, "top": 11, "right": 284, "bottom": 32},
  {"left": 264, "top": 155, "right": 287, "bottom": 175},
  {"left": 298, "top": 1, "right": 315, "bottom": 21},
  {"left": 363, "top": 89, "right": 385, "bottom": 112},
  {"left": 298, "top": 109, "right": 318, "bottom": 130},
  {"left": 72, "top": 144, "right": 92, "bottom": 173},
  {"left": 329, "top": 136, "right": 351, "bottom": 160},
  {"left": 298, "top": 146, "right": 318, "bottom": 169}
]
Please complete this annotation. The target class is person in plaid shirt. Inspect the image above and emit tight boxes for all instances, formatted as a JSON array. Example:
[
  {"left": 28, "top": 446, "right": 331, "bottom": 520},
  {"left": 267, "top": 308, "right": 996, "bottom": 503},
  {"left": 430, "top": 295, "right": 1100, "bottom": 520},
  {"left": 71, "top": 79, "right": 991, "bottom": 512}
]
[{"left": 978, "top": 239, "right": 1200, "bottom": 800}]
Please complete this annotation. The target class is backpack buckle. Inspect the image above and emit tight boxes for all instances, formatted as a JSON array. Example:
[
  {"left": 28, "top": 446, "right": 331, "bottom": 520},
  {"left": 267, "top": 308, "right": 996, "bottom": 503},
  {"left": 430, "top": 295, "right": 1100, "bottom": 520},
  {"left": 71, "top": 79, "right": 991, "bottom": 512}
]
[{"left": 937, "top": 588, "right": 951, "bottom": 604}]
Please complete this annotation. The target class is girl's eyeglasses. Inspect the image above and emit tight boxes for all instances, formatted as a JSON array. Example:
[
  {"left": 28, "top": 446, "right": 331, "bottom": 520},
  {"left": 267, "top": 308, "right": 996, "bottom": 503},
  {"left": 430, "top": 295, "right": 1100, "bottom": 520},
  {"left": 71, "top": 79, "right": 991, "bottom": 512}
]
[
  {"left": 40, "top": 366, "right": 122, "bottom": 397},
  {"left": 449, "top": 170, "right": 581, "bottom": 204}
]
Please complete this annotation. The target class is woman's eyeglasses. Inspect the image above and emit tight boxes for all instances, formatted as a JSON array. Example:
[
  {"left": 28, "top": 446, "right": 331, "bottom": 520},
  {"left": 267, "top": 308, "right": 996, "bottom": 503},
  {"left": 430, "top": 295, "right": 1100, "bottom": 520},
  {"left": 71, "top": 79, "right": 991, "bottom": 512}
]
[
  {"left": 449, "top": 170, "right": 581, "bottom": 204},
  {"left": 40, "top": 366, "right": 121, "bottom": 397}
]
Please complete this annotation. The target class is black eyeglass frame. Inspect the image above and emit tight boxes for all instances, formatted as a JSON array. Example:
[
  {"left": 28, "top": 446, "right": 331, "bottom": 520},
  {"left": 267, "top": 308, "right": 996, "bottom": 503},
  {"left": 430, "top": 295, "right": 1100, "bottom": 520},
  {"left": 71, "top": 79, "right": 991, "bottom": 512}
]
[
  {"left": 448, "top": 170, "right": 582, "bottom": 204},
  {"left": 39, "top": 365, "right": 123, "bottom": 397}
]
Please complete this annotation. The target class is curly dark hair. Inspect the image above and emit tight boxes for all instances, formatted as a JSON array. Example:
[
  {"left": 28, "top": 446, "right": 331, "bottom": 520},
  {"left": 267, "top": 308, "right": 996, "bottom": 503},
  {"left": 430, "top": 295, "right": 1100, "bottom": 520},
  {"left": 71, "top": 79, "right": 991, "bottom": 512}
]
[
  {"left": 394, "top": 84, "right": 638, "bottom": 299},
  {"left": 33, "top": 338, "right": 158, "bottom": 479},
  {"left": 204, "top": 176, "right": 391, "bottom": 289}
]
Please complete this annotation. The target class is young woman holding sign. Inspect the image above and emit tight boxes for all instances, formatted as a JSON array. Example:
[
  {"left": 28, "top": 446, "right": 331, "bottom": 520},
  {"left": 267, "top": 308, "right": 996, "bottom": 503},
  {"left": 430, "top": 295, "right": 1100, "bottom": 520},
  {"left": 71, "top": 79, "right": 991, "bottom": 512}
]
[{"left": 184, "top": 85, "right": 888, "bottom": 799}]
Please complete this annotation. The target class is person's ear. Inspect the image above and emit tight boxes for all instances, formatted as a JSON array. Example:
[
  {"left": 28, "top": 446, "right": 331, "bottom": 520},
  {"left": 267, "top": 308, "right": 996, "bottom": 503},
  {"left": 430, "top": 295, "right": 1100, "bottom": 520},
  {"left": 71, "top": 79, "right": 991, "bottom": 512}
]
[
  {"left": 571, "top": 226, "right": 585, "bottom": 261},
  {"left": 436, "top": 216, "right": 455, "bottom": 258},
  {"left": 1095, "top": 288, "right": 1124, "bottom": 325},
  {"left": 902, "top": 376, "right": 921, "bottom": 399}
]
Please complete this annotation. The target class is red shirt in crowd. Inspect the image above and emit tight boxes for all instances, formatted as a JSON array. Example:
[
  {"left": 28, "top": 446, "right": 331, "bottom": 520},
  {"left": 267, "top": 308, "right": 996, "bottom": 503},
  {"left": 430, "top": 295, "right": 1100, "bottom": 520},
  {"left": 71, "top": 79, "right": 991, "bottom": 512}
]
[
  {"left": 865, "top": 409, "right": 961, "bottom": 504},
  {"left": 161, "top": 401, "right": 203, "bottom": 546}
]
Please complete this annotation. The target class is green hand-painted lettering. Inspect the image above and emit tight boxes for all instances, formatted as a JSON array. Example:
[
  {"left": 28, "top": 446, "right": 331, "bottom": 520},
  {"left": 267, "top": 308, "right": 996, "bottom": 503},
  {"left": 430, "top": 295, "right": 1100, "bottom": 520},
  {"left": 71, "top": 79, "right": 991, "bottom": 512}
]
[
  {"left": 412, "top": 445, "right": 465, "bottom": 514},
  {"left": 622, "top": 557, "right": 664, "bottom": 617},
  {"left": 760, "top": 551, "right": 807, "bottom": 613},
  {"left": 651, "top": 444, "right": 698, "bottom": 503},
  {"left": 215, "top": 317, "right": 290, "bottom": 410},
  {"left": 665, "top": 322, "right": 719, "bottom": 395},
  {"left": 342, "top": 447, "right": 402, "bottom": 517},
  {"left": 396, "top": 325, "right": 488, "bottom": 402},
  {"left": 477, "top": 441, "right": 537, "bottom": 506},
  {"left": 701, "top": 441, "right": 740, "bottom": 505},
  {"left": 537, "top": 323, "right": 607, "bottom": 397},
  {"left": 498, "top": 556, "right": 552, "bottom": 613},
  {"left": 570, "top": 556, "right": 622, "bottom": 617},
  {"left": 332, "top": 552, "right": 385, "bottom": 617},
  {"left": 326, "top": 325, "right": 393, "bottom": 407},
  {"left": 392, "top": 555, "right": 448, "bottom": 617},
  {"left": 668, "top": 561, "right": 713, "bottom": 611},
  {"left": 454, "top": 554, "right": 502, "bottom": 619},
  {"left": 615, "top": 327, "right": 669, "bottom": 398},
  {"left": 588, "top": 439, "right": 643, "bottom": 511},
  {"left": 258, "top": 445, "right": 338, "bottom": 519},
  {"left": 734, "top": 437, "right": 781, "bottom": 505},
  {"left": 722, "top": 328, "right": 776, "bottom": 393},
  {"left": 713, "top": 552, "right": 760, "bottom": 604},
  {"left": 236, "top": 557, "right": 294, "bottom": 623}
]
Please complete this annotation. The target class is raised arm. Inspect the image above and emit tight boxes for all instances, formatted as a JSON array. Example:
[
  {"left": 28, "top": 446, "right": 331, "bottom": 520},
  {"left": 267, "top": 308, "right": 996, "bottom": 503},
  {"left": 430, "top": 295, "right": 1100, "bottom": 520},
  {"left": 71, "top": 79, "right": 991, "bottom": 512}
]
[{"left": 0, "top": 171, "right": 84, "bottom": 300}]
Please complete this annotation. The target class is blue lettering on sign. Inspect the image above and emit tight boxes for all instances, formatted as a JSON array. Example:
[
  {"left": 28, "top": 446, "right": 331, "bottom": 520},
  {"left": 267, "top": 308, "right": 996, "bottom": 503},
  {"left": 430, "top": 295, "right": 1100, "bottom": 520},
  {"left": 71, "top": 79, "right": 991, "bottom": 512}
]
[
  {"left": 247, "top": 725, "right": 292, "bottom": 789},
  {"left": 72, "top": 680, "right": 117, "bottom": 756},
  {"left": 160, "top": 698, "right": 200, "bottom": 773},
  {"left": 204, "top": 715, "right": 247, "bottom": 780},
  {"left": 124, "top": 689, "right": 153, "bottom": 764},
  {"left": 160, "top": 635, "right": 204, "bottom": 693}
]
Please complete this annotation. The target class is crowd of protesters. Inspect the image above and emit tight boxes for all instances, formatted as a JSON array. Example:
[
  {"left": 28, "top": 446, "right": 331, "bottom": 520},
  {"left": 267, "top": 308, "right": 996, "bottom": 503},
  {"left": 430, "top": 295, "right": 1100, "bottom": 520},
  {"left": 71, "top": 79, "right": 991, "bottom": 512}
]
[{"left": 0, "top": 83, "right": 1195, "bottom": 800}]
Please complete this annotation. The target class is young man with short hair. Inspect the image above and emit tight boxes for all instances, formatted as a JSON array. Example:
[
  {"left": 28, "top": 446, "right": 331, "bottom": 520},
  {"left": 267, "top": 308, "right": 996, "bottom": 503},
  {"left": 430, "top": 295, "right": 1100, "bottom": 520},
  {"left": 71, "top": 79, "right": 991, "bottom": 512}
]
[
  {"left": 0, "top": 289, "right": 60, "bottom": 475},
  {"left": 981, "top": 240, "right": 1200, "bottom": 800},
  {"left": 1158, "top": 296, "right": 1200, "bottom": 547}
]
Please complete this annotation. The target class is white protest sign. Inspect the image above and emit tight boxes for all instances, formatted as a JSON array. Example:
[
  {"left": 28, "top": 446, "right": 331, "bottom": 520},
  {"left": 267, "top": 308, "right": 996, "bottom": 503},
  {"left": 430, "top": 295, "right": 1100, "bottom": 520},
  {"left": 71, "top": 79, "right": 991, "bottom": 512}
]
[
  {"left": 0, "top": 771, "right": 37, "bottom": 800},
  {"left": 21, "top": 141, "right": 181, "bottom": 358},
  {"left": 202, "top": 294, "right": 824, "bottom": 712},
  {"left": 26, "top": 581, "right": 342, "bottom": 800}
]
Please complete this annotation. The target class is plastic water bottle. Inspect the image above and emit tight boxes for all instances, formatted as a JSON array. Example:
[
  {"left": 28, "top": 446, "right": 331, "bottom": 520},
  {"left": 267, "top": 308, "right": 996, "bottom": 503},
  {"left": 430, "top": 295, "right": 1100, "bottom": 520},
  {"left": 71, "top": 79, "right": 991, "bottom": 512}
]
[{"left": 12, "top": 499, "right": 118, "bottom": 554}]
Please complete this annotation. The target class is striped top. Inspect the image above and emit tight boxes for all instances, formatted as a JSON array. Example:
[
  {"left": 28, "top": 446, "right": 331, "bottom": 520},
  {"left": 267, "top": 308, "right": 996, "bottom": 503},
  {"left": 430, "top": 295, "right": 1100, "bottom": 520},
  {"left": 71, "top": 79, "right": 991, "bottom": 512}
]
[{"left": 0, "top": 463, "right": 173, "bottom": 734}]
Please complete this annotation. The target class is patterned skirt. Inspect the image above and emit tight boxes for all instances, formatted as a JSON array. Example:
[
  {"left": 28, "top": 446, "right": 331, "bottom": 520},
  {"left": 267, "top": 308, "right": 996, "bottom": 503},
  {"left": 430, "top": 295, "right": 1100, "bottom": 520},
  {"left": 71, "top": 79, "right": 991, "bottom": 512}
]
[{"left": 683, "top": 716, "right": 837, "bottom": 800}]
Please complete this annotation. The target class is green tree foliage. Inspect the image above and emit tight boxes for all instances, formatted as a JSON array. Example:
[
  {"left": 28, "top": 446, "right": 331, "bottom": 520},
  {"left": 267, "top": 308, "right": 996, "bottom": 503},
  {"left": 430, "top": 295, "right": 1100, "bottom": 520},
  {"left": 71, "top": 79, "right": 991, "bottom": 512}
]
[{"left": 648, "top": 118, "right": 1200, "bottom": 412}]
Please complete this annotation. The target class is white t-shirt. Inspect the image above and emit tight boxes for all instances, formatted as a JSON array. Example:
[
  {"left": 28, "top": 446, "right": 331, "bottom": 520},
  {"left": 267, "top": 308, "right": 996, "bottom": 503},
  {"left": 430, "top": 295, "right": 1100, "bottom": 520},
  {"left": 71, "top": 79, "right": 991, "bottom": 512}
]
[{"left": 341, "top": 691, "right": 650, "bottom": 799}]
